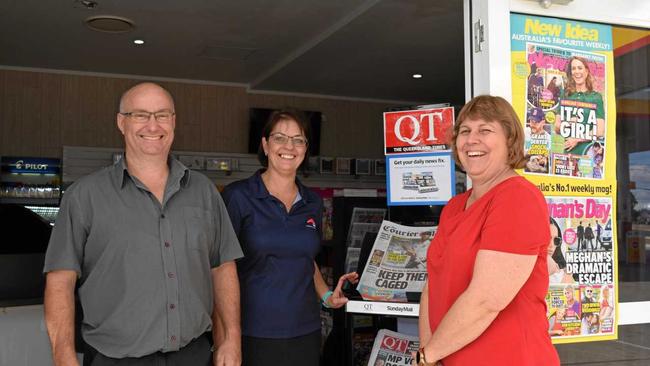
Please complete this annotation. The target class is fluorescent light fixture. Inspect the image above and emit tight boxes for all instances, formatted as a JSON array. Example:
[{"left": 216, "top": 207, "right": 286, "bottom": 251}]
[
  {"left": 412, "top": 73, "right": 423, "bottom": 79},
  {"left": 134, "top": 39, "right": 145, "bottom": 45}
]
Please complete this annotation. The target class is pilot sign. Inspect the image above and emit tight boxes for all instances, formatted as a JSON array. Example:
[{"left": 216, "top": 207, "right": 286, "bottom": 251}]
[{"left": 383, "top": 107, "right": 454, "bottom": 155}]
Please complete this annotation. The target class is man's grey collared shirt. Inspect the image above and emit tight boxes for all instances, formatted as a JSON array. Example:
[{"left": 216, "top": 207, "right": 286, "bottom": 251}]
[{"left": 44, "top": 157, "right": 243, "bottom": 358}]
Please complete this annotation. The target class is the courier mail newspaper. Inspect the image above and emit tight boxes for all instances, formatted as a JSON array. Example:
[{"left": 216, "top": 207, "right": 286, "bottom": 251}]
[{"left": 357, "top": 220, "right": 436, "bottom": 302}]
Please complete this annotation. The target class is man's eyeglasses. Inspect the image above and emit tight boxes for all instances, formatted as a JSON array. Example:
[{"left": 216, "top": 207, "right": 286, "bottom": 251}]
[
  {"left": 269, "top": 132, "right": 308, "bottom": 147},
  {"left": 120, "top": 111, "right": 175, "bottom": 123}
]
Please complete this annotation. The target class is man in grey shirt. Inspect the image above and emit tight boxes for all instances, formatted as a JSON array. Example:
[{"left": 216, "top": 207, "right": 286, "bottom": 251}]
[{"left": 44, "top": 82, "right": 243, "bottom": 366}]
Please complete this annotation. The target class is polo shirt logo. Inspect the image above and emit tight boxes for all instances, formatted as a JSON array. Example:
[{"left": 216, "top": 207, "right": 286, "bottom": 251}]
[{"left": 306, "top": 218, "right": 316, "bottom": 230}]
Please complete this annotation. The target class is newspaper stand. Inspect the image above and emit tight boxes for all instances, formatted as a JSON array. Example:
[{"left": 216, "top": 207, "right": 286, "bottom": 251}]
[
  {"left": 343, "top": 300, "right": 420, "bottom": 366},
  {"left": 321, "top": 195, "right": 388, "bottom": 366},
  {"left": 324, "top": 104, "right": 456, "bottom": 365},
  {"left": 323, "top": 200, "right": 442, "bottom": 366}
]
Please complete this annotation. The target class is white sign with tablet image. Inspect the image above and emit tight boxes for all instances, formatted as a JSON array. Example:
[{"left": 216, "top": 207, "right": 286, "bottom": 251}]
[{"left": 386, "top": 152, "right": 455, "bottom": 206}]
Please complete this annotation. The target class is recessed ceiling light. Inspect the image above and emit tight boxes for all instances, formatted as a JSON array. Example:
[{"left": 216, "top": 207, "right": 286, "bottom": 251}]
[
  {"left": 134, "top": 39, "right": 145, "bottom": 45},
  {"left": 412, "top": 74, "right": 423, "bottom": 79},
  {"left": 85, "top": 15, "right": 134, "bottom": 33}
]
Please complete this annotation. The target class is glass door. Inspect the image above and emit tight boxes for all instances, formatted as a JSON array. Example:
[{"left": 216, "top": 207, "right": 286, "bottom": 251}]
[{"left": 468, "top": 1, "right": 649, "bottom": 363}]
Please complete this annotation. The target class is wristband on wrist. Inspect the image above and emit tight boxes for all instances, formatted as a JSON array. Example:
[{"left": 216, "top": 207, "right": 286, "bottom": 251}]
[
  {"left": 416, "top": 347, "right": 437, "bottom": 366},
  {"left": 321, "top": 290, "right": 334, "bottom": 308}
]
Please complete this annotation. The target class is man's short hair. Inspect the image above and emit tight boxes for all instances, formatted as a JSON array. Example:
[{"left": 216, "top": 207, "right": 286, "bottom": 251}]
[{"left": 118, "top": 81, "right": 175, "bottom": 112}]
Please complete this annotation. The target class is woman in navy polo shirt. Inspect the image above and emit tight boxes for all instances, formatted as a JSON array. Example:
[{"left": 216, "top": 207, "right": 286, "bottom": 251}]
[{"left": 222, "top": 109, "right": 358, "bottom": 366}]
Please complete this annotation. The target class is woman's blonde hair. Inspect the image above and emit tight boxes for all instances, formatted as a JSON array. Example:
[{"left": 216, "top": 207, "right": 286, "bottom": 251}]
[{"left": 450, "top": 95, "right": 526, "bottom": 169}]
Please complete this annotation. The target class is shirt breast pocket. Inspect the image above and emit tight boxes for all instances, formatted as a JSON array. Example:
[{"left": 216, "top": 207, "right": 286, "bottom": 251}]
[{"left": 183, "top": 206, "right": 215, "bottom": 254}]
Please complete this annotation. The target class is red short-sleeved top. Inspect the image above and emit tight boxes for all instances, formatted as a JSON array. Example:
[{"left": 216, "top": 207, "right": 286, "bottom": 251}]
[{"left": 427, "top": 176, "right": 559, "bottom": 366}]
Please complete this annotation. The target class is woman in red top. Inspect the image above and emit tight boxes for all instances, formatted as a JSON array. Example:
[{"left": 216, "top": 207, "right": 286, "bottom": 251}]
[{"left": 416, "top": 96, "right": 560, "bottom": 365}]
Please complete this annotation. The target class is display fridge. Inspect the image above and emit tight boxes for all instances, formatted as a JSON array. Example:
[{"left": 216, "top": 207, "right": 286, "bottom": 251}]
[{"left": 0, "top": 156, "right": 61, "bottom": 306}]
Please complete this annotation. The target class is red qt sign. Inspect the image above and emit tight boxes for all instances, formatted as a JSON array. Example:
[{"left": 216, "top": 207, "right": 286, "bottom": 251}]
[
  {"left": 380, "top": 336, "right": 409, "bottom": 353},
  {"left": 383, "top": 107, "right": 454, "bottom": 155}
]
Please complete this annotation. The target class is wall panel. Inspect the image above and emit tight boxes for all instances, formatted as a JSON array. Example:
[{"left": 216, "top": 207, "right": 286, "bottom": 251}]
[{"left": 0, "top": 69, "right": 396, "bottom": 159}]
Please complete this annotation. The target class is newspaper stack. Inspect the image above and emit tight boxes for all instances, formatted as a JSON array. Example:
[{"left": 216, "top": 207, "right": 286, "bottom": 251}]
[
  {"left": 367, "top": 329, "right": 419, "bottom": 366},
  {"left": 357, "top": 220, "right": 436, "bottom": 302},
  {"left": 345, "top": 208, "right": 387, "bottom": 272}
]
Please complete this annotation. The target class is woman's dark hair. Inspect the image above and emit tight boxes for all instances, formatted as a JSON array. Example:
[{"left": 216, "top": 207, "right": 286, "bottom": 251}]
[
  {"left": 550, "top": 217, "right": 567, "bottom": 269},
  {"left": 550, "top": 217, "right": 562, "bottom": 242},
  {"left": 257, "top": 108, "right": 311, "bottom": 171}
]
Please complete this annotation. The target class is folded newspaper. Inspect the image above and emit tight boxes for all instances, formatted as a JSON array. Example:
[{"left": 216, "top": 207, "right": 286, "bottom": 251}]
[
  {"left": 357, "top": 220, "right": 436, "bottom": 302},
  {"left": 367, "top": 329, "right": 419, "bottom": 366}
]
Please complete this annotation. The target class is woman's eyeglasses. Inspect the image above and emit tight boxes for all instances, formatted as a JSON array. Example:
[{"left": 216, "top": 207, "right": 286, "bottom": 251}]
[{"left": 269, "top": 132, "right": 308, "bottom": 147}]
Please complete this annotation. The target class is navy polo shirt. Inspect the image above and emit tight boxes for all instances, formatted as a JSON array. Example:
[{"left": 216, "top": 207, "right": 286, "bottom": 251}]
[{"left": 222, "top": 170, "right": 323, "bottom": 338}]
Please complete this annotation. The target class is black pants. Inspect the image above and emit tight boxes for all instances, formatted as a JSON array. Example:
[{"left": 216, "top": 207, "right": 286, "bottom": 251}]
[
  {"left": 83, "top": 333, "right": 212, "bottom": 366},
  {"left": 242, "top": 330, "right": 321, "bottom": 366}
]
